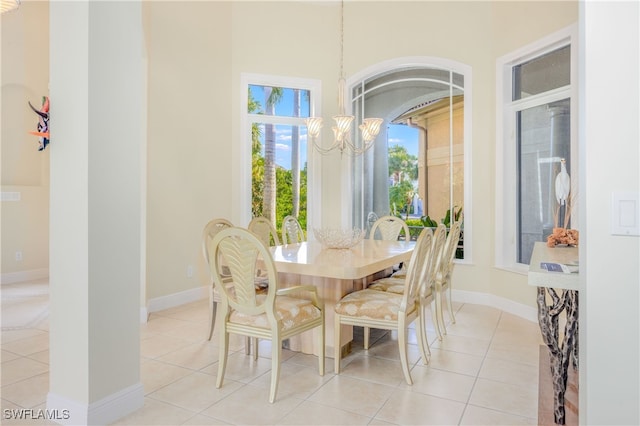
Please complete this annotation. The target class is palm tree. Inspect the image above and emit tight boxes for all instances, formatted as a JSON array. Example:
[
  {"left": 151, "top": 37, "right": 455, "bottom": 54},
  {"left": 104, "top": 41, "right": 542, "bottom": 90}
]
[{"left": 263, "top": 86, "right": 283, "bottom": 223}]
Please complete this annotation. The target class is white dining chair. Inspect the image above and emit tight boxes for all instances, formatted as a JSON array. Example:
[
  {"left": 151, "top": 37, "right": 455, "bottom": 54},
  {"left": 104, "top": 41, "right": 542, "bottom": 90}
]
[
  {"left": 281, "top": 215, "right": 305, "bottom": 244},
  {"left": 248, "top": 216, "right": 281, "bottom": 247},
  {"left": 201, "top": 218, "right": 234, "bottom": 341},
  {"left": 434, "top": 220, "right": 463, "bottom": 334},
  {"left": 210, "top": 227, "right": 324, "bottom": 403},
  {"left": 369, "top": 224, "right": 448, "bottom": 341},
  {"left": 362, "top": 215, "right": 411, "bottom": 344},
  {"left": 334, "top": 227, "right": 434, "bottom": 385},
  {"left": 368, "top": 215, "right": 410, "bottom": 242},
  {"left": 202, "top": 219, "right": 257, "bottom": 355}
]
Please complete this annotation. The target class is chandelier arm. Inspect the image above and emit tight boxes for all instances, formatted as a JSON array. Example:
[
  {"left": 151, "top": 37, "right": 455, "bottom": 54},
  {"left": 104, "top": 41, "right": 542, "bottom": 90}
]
[
  {"left": 310, "top": 136, "right": 344, "bottom": 155},
  {"left": 305, "top": 0, "right": 383, "bottom": 157},
  {"left": 340, "top": 139, "right": 375, "bottom": 156}
]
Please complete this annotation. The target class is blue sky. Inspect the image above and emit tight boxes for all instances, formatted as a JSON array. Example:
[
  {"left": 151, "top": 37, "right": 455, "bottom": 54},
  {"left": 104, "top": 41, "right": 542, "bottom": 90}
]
[{"left": 250, "top": 85, "right": 418, "bottom": 170}]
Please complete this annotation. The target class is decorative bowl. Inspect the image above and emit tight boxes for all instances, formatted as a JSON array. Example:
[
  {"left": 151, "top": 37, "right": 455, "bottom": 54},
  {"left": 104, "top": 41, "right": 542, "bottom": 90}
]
[{"left": 313, "top": 228, "right": 365, "bottom": 249}]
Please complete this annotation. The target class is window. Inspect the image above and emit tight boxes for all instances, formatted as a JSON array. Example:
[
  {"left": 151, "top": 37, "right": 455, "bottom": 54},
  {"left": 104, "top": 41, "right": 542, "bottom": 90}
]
[
  {"left": 496, "top": 26, "right": 578, "bottom": 270},
  {"left": 240, "top": 74, "right": 321, "bottom": 233},
  {"left": 347, "top": 59, "right": 471, "bottom": 260}
]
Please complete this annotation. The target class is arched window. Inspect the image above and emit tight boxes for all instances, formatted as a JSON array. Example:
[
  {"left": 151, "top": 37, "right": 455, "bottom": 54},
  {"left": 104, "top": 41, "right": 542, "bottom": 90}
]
[{"left": 347, "top": 58, "right": 471, "bottom": 260}]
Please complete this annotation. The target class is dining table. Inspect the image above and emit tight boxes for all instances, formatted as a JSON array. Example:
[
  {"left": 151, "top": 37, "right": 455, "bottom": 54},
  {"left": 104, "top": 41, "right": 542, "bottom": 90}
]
[{"left": 269, "top": 238, "right": 415, "bottom": 357}]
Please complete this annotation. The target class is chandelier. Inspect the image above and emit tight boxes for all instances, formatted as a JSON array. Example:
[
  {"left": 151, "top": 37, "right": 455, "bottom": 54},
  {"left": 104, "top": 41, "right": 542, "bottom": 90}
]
[
  {"left": 305, "top": 0, "right": 383, "bottom": 156},
  {"left": 0, "top": 0, "right": 20, "bottom": 14}
]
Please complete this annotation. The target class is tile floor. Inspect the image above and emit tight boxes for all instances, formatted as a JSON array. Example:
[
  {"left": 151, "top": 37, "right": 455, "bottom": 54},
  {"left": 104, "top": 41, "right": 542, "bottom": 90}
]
[{"left": 1, "top": 287, "right": 543, "bottom": 425}]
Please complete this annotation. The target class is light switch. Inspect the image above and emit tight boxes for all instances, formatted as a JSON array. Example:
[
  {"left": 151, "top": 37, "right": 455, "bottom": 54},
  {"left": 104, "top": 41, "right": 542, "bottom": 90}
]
[{"left": 612, "top": 191, "right": 640, "bottom": 236}]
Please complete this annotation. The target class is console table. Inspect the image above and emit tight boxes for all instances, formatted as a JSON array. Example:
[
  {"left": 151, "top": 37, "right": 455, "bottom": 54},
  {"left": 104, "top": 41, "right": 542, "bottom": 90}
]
[{"left": 528, "top": 242, "right": 579, "bottom": 425}]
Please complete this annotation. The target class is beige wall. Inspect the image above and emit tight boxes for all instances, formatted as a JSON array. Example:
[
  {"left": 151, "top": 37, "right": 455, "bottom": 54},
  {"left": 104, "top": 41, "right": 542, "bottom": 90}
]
[
  {"left": 1, "top": 1, "right": 50, "bottom": 280},
  {"left": 144, "top": 2, "right": 233, "bottom": 299},
  {"left": 3, "top": 1, "right": 578, "bottom": 309}
]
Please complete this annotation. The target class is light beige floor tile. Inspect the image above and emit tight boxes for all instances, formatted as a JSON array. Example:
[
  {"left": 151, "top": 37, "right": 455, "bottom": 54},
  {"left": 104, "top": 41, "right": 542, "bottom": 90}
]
[
  {"left": 140, "top": 316, "right": 195, "bottom": 334},
  {"left": 469, "top": 377, "right": 538, "bottom": 419},
  {"left": 428, "top": 347, "right": 484, "bottom": 376},
  {"left": 147, "top": 371, "right": 242, "bottom": 412},
  {"left": 497, "top": 312, "right": 540, "bottom": 333},
  {"left": 336, "top": 353, "right": 406, "bottom": 387},
  {"left": 457, "top": 304, "right": 502, "bottom": 319},
  {"left": 492, "top": 327, "right": 544, "bottom": 347},
  {"left": 1, "top": 349, "right": 21, "bottom": 363},
  {"left": 140, "top": 334, "right": 193, "bottom": 359},
  {"left": 364, "top": 335, "right": 425, "bottom": 364},
  {"left": 110, "top": 397, "right": 195, "bottom": 425},
  {"left": 478, "top": 356, "right": 539, "bottom": 389},
  {"left": 1, "top": 334, "right": 49, "bottom": 356},
  {"left": 308, "top": 375, "right": 396, "bottom": 418},
  {"left": 251, "top": 361, "right": 331, "bottom": 400},
  {"left": 257, "top": 340, "right": 298, "bottom": 363},
  {"left": 367, "top": 419, "right": 398, "bottom": 426},
  {"left": 1, "top": 329, "right": 46, "bottom": 345},
  {"left": 279, "top": 399, "right": 372, "bottom": 425},
  {"left": 0, "top": 297, "right": 544, "bottom": 426},
  {"left": 445, "top": 320, "right": 497, "bottom": 340},
  {"left": 34, "top": 320, "right": 49, "bottom": 332},
  {"left": 1, "top": 372, "right": 49, "bottom": 408},
  {"left": 430, "top": 333, "right": 491, "bottom": 357},
  {"left": 202, "top": 351, "right": 273, "bottom": 384},
  {"left": 2, "top": 402, "right": 60, "bottom": 426},
  {"left": 282, "top": 350, "right": 327, "bottom": 371},
  {"left": 461, "top": 404, "right": 537, "bottom": 425},
  {"left": 179, "top": 413, "right": 228, "bottom": 425},
  {"left": 26, "top": 350, "right": 49, "bottom": 365},
  {"left": 156, "top": 341, "right": 220, "bottom": 370},
  {"left": 154, "top": 299, "right": 208, "bottom": 317},
  {"left": 486, "top": 341, "right": 542, "bottom": 367},
  {"left": 158, "top": 303, "right": 209, "bottom": 324},
  {"left": 159, "top": 321, "right": 212, "bottom": 343},
  {"left": 140, "top": 359, "right": 194, "bottom": 394},
  {"left": 1, "top": 357, "right": 49, "bottom": 386},
  {"left": 200, "top": 383, "right": 303, "bottom": 424},
  {"left": 400, "top": 364, "right": 476, "bottom": 403},
  {"left": 1, "top": 398, "right": 22, "bottom": 411},
  {"left": 375, "top": 388, "right": 466, "bottom": 425}
]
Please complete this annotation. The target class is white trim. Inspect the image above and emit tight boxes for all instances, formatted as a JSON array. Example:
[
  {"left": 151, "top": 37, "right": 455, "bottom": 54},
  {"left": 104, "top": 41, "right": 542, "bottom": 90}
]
[
  {"left": 47, "top": 382, "right": 144, "bottom": 425},
  {"left": 345, "top": 56, "right": 472, "bottom": 262},
  {"left": 495, "top": 24, "right": 578, "bottom": 270},
  {"left": 139, "top": 306, "right": 149, "bottom": 324},
  {"left": 146, "top": 285, "right": 208, "bottom": 314},
  {"left": 1, "top": 269, "right": 49, "bottom": 285},
  {"left": 139, "top": 46, "right": 148, "bottom": 330},
  {"left": 452, "top": 289, "right": 538, "bottom": 323},
  {"left": 238, "top": 73, "right": 322, "bottom": 232}
]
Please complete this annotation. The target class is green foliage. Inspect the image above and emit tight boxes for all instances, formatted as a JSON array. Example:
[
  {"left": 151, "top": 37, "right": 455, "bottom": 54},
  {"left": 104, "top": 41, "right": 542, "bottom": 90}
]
[
  {"left": 250, "top": 85, "right": 307, "bottom": 232},
  {"left": 420, "top": 215, "right": 439, "bottom": 228},
  {"left": 405, "top": 218, "right": 423, "bottom": 227},
  {"left": 387, "top": 144, "right": 418, "bottom": 218},
  {"left": 389, "top": 180, "right": 415, "bottom": 218},
  {"left": 442, "top": 206, "right": 463, "bottom": 227},
  {"left": 421, "top": 206, "right": 463, "bottom": 228},
  {"left": 274, "top": 166, "right": 307, "bottom": 232},
  {"left": 388, "top": 145, "right": 418, "bottom": 182}
]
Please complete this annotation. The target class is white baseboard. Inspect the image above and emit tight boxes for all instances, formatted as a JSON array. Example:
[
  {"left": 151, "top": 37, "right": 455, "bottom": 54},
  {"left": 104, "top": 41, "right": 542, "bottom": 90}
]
[
  {"left": 452, "top": 289, "right": 538, "bottom": 323},
  {"left": 1, "top": 269, "right": 49, "bottom": 285},
  {"left": 146, "top": 285, "right": 208, "bottom": 315},
  {"left": 47, "top": 382, "right": 144, "bottom": 425},
  {"left": 139, "top": 306, "right": 149, "bottom": 324}
]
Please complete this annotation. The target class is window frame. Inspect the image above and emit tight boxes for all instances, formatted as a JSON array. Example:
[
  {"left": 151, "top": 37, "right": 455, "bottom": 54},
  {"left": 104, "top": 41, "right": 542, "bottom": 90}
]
[
  {"left": 345, "top": 57, "right": 473, "bottom": 263},
  {"left": 495, "top": 25, "right": 579, "bottom": 273},
  {"left": 239, "top": 73, "right": 322, "bottom": 232}
]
